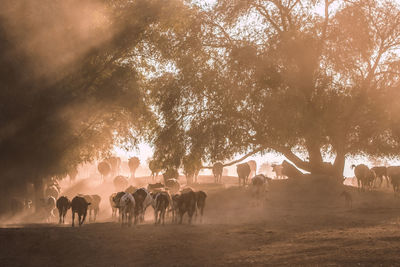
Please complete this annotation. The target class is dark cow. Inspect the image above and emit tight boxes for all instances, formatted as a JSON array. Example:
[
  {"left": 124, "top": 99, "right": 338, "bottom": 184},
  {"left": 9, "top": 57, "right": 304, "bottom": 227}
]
[
  {"left": 212, "top": 162, "right": 224, "bottom": 184},
  {"left": 351, "top": 164, "right": 375, "bottom": 191},
  {"left": 153, "top": 192, "right": 170, "bottom": 225},
  {"left": 106, "top": 156, "right": 122, "bottom": 178},
  {"left": 56, "top": 196, "right": 71, "bottom": 224},
  {"left": 272, "top": 164, "right": 284, "bottom": 179},
  {"left": 171, "top": 194, "right": 180, "bottom": 223},
  {"left": 237, "top": 163, "right": 251, "bottom": 186},
  {"left": 387, "top": 166, "right": 400, "bottom": 196},
  {"left": 71, "top": 196, "right": 91, "bottom": 227},
  {"left": 133, "top": 188, "right": 152, "bottom": 224},
  {"left": 182, "top": 155, "right": 202, "bottom": 184},
  {"left": 251, "top": 174, "right": 270, "bottom": 203},
  {"left": 176, "top": 191, "right": 197, "bottom": 224},
  {"left": 128, "top": 157, "right": 140, "bottom": 178},
  {"left": 195, "top": 191, "right": 207, "bottom": 223},
  {"left": 391, "top": 174, "right": 400, "bottom": 196},
  {"left": 98, "top": 161, "right": 111, "bottom": 182},
  {"left": 149, "top": 159, "right": 162, "bottom": 181},
  {"left": 110, "top": 191, "right": 125, "bottom": 220},
  {"left": 371, "top": 166, "right": 388, "bottom": 187}
]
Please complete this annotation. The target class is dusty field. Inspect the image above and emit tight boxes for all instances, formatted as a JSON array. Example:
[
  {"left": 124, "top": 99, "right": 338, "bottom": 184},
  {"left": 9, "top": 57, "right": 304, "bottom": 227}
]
[{"left": 2, "top": 175, "right": 400, "bottom": 266}]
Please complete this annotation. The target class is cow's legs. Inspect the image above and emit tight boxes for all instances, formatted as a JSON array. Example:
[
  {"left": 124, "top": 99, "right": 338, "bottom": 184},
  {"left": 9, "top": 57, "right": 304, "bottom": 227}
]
[
  {"left": 81, "top": 211, "right": 87, "bottom": 225},
  {"left": 72, "top": 211, "right": 75, "bottom": 227}
]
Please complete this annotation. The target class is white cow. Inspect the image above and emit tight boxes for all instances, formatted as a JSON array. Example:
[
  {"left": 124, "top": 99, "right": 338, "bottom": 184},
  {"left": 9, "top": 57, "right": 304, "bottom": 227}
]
[{"left": 119, "top": 193, "right": 135, "bottom": 227}]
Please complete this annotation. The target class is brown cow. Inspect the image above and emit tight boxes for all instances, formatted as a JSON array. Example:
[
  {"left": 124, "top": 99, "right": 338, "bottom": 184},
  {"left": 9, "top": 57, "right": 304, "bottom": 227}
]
[
  {"left": 237, "top": 163, "right": 251, "bottom": 186},
  {"left": 212, "top": 162, "right": 224, "bottom": 183},
  {"left": 71, "top": 196, "right": 90, "bottom": 227}
]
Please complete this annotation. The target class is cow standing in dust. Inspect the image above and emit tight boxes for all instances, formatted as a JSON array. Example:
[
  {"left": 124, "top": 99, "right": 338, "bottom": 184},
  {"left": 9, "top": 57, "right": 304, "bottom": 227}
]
[
  {"left": 195, "top": 191, "right": 207, "bottom": 223},
  {"left": 351, "top": 164, "right": 376, "bottom": 192},
  {"left": 212, "top": 162, "right": 223, "bottom": 184},
  {"left": 272, "top": 164, "right": 285, "bottom": 179},
  {"left": 56, "top": 196, "right": 71, "bottom": 224},
  {"left": 251, "top": 174, "right": 270, "bottom": 205},
  {"left": 387, "top": 166, "right": 400, "bottom": 196},
  {"left": 71, "top": 196, "right": 91, "bottom": 227},
  {"left": 119, "top": 192, "right": 136, "bottom": 227},
  {"left": 128, "top": 157, "right": 140, "bottom": 179},
  {"left": 371, "top": 166, "right": 389, "bottom": 187},
  {"left": 237, "top": 163, "right": 251, "bottom": 186},
  {"left": 176, "top": 191, "right": 197, "bottom": 224},
  {"left": 152, "top": 192, "right": 170, "bottom": 225}
]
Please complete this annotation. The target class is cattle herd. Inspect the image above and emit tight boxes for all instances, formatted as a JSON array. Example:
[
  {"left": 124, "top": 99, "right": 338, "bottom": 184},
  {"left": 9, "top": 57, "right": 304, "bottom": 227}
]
[
  {"left": 9, "top": 157, "right": 400, "bottom": 228},
  {"left": 52, "top": 183, "right": 207, "bottom": 227},
  {"left": 351, "top": 164, "right": 400, "bottom": 194}
]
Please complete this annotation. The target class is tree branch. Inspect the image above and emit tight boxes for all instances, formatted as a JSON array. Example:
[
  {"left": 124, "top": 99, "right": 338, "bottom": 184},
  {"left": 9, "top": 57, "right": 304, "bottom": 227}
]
[{"left": 201, "top": 147, "right": 264, "bottom": 169}]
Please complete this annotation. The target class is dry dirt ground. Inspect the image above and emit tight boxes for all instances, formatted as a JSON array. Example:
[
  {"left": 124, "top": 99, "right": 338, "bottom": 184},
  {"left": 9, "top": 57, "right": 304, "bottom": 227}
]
[{"left": 2, "top": 175, "right": 400, "bottom": 266}]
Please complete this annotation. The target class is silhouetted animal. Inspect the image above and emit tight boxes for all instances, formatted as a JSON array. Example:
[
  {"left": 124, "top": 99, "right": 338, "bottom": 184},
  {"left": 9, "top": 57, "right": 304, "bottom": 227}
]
[
  {"left": 106, "top": 156, "right": 121, "bottom": 177},
  {"left": 183, "top": 155, "right": 202, "bottom": 184},
  {"left": 171, "top": 194, "right": 180, "bottom": 223},
  {"left": 128, "top": 157, "right": 140, "bottom": 178},
  {"left": 56, "top": 196, "right": 71, "bottom": 224},
  {"left": 387, "top": 167, "right": 400, "bottom": 196},
  {"left": 371, "top": 166, "right": 388, "bottom": 187},
  {"left": 98, "top": 161, "right": 111, "bottom": 182},
  {"left": 149, "top": 159, "right": 162, "bottom": 181},
  {"left": 119, "top": 192, "right": 135, "bottom": 227},
  {"left": 195, "top": 191, "right": 207, "bottom": 223},
  {"left": 212, "top": 162, "right": 223, "bottom": 183},
  {"left": 340, "top": 191, "right": 352, "bottom": 208},
  {"left": 71, "top": 196, "right": 90, "bottom": 227},
  {"left": 110, "top": 192, "right": 125, "bottom": 219},
  {"left": 251, "top": 174, "right": 269, "bottom": 202},
  {"left": 247, "top": 160, "right": 257, "bottom": 178},
  {"left": 176, "top": 191, "right": 197, "bottom": 224},
  {"left": 237, "top": 163, "right": 251, "bottom": 186},
  {"left": 133, "top": 188, "right": 153, "bottom": 223},
  {"left": 113, "top": 175, "right": 129, "bottom": 191},
  {"left": 153, "top": 192, "right": 170, "bottom": 225},
  {"left": 272, "top": 164, "right": 284, "bottom": 179},
  {"left": 351, "top": 164, "right": 375, "bottom": 191}
]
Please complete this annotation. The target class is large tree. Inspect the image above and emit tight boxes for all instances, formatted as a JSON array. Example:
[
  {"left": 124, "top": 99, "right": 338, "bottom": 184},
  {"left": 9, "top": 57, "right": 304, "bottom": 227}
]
[
  {"left": 147, "top": 0, "right": 400, "bottom": 179},
  {"left": 0, "top": 0, "right": 176, "bottom": 209}
]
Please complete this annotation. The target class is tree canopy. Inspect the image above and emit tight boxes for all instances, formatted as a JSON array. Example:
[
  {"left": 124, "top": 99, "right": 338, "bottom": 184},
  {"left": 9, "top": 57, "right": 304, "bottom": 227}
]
[
  {"left": 144, "top": 0, "right": 400, "bottom": 179},
  {"left": 1, "top": 0, "right": 400, "bottom": 199}
]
